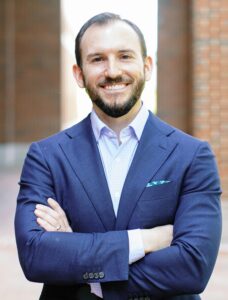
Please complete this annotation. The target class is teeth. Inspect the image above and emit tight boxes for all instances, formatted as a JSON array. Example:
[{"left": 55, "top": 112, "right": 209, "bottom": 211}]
[{"left": 104, "top": 84, "right": 126, "bottom": 90}]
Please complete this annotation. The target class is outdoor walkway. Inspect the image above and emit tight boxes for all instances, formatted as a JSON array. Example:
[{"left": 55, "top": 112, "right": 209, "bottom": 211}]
[{"left": 1, "top": 168, "right": 227, "bottom": 300}]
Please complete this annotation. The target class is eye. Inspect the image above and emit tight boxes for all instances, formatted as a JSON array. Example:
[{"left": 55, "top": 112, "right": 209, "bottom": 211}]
[
  {"left": 121, "top": 54, "right": 131, "bottom": 59},
  {"left": 91, "top": 56, "right": 104, "bottom": 63}
]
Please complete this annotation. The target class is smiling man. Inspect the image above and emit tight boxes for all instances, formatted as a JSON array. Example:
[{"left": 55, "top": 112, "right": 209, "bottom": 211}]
[
  {"left": 15, "top": 13, "right": 222, "bottom": 300},
  {"left": 73, "top": 19, "right": 150, "bottom": 123}
]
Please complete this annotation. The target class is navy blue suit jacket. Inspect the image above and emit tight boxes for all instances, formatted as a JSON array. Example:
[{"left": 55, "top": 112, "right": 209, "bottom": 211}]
[{"left": 15, "top": 112, "right": 222, "bottom": 300}]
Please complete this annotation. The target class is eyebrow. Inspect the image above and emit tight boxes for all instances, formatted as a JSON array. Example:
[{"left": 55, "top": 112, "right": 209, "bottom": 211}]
[
  {"left": 86, "top": 49, "right": 136, "bottom": 60},
  {"left": 86, "top": 53, "right": 103, "bottom": 60},
  {"left": 118, "top": 49, "right": 136, "bottom": 54}
]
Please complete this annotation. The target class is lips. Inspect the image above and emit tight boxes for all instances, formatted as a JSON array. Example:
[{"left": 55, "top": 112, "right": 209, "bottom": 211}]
[
  {"left": 98, "top": 77, "right": 133, "bottom": 92},
  {"left": 102, "top": 83, "right": 129, "bottom": 90}
]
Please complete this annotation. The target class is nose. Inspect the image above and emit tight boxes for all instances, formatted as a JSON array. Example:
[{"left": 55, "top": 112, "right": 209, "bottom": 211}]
[{"left": 104, "top": 58, "right": 122, "bottom": 78}]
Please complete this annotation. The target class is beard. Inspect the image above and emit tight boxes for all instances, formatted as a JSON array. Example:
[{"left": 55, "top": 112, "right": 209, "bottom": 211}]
[{"left": 83, "top": 75, "right": 145, "bottom": 118}]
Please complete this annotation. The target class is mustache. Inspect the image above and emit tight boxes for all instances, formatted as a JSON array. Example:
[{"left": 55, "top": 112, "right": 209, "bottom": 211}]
[{"left": 98, "top": 76, "right": 133, "bottom": 86}]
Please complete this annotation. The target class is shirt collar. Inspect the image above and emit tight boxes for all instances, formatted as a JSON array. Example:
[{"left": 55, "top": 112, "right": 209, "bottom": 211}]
[{"left": 90, "top": 103, "right": 149, "bottom": 142}]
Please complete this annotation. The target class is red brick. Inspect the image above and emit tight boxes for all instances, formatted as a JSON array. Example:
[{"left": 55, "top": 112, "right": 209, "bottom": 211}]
[
  {"left": 192, "top": 0, "right": 228, "bottom": 200},
  {"left": 0, "top": 0, "right": 61, "bottom": 142}
]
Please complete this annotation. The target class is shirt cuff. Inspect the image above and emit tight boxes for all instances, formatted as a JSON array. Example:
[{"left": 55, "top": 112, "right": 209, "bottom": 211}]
[
  {"left": 128, "top": 229, "right": 145, "bottom": 264},
  {"left": 90, "top": 283, "right": 103, "bottom": 298}
]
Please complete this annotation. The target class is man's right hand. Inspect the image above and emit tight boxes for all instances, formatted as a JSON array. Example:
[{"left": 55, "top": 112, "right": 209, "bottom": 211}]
[{"left": 141, "top": 225, "right": 173, "bottom": 254}]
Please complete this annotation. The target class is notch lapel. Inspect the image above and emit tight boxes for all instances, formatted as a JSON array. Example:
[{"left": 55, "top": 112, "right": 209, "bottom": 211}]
[
  {"left": 60, "top": 117, "right": 116, "bottom": 231},
  {"left": 115, "top": 114, "right": 178, "bottom": 230}
]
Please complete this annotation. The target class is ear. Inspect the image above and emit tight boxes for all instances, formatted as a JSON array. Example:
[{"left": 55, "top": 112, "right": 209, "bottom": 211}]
[
  {"left": 72, "top": 64, "right": 85, "bottom": 88},
  {"left": 144, "top": 56, "right": 153, "bottom": 81}
]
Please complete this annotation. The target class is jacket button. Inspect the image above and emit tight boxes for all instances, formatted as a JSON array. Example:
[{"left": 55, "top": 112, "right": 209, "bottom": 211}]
[
  {"left": 89, "top": 272, "right": 94, "bottom": 279},
  {"left": 99, "top": 271, "right": 105, "bottom": 279},
  {"left": 83, "top": 272, "right": 89, "bottom": 280},
  {"left": 94, "top": 272, "right": 99, "bottom": 279}
]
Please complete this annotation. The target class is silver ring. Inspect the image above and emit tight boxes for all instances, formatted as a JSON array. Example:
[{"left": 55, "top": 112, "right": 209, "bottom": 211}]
[{"left": 56, "top": 224, "right": 61, "bottom": 231}]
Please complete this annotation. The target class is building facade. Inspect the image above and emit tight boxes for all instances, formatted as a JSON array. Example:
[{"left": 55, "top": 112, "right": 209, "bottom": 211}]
[{"left": 0, "top": 0, "right": 227, "bottom": 199}]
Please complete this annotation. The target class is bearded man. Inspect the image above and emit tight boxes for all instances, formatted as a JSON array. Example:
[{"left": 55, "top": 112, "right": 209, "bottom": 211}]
[{"left": 15, "top": 12, "right": 222, "bottom": 300}]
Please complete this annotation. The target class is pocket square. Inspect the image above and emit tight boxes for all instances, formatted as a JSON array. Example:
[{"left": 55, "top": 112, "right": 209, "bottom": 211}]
[{"left": 146, "top": 180, "right": 171, "bottom": 187}]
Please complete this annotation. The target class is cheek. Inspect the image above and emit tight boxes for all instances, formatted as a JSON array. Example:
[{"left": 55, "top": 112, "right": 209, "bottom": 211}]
[
  {"left": 126, "top": 65, "right": 145, "bottom": 79},
  {"left": 83, "top": 69, "right": 104, "bottom": 87},
  {"left": 83, "top": 63, "right": 106, "bottom": 76}
]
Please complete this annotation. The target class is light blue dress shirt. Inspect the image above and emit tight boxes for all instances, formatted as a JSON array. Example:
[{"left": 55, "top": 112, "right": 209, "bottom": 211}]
[{"left": 89, "top": 103, "right": 149, "bottom": 298}]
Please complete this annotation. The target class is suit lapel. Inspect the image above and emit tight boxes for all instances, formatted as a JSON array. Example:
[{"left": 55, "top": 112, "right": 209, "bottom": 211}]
[
  {"left": 59, "top": 116, "right": 116, "bottom": 231},
  {"left": 115, "top": 113, "right": 178, "bottom": 230}
]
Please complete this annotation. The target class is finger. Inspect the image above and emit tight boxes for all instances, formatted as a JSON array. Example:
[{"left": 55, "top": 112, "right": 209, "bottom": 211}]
[
  {"left": 37, "top": 217, "right": 56, "bottom": 232},
  {"left": 47, "top": 198, "right": 68, "bottom": 229},
  {"left": 34, "top": 207, "right": 56, "bottom": 222},
  {"left": 36, "top": 203, "right": 66, "bottom": 229},
  {"left": 35, "top": 200, "right": 72, "bottom": 232},
  {"left": 47, "top": 198, "right": 69, "bottom": 229},
  {"left": 47, "top": 198, "right": 66, "bottom": 216},
  {"left": 34, "top": 208, "right": 60, "bottom": 229},
  {"left": 37, "top": 199, "right": 73, "bottom": 232},
  {"left": 36, "top": 204, "right": 59, "bottom": 220}
]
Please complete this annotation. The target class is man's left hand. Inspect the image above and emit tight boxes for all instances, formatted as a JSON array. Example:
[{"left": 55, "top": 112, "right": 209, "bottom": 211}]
[{"left": 34, "top": 198, "right": 73, "bottom": 232}]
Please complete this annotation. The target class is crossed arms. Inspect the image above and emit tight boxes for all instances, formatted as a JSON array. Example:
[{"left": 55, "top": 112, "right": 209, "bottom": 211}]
[
  {"left": 34, "top": 197, "right": 173, "bottom": 254},
  {"left": 15, "top": 141, "right": 222, "bottom": 297}
]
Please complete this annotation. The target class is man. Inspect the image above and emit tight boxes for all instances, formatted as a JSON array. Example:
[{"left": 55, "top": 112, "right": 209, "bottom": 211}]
[{"left": 15, "top": 12, "right": 222, "bottom": 300}]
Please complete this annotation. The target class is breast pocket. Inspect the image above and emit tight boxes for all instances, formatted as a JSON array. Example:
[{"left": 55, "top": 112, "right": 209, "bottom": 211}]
[{"left": 137, "top": 183, "right": 177, "bottom": 227}]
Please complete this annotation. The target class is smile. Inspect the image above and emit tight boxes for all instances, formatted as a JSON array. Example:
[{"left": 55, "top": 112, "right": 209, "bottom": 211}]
[{"left": 103, "top": 84, "right": 128, "bottom": 90}]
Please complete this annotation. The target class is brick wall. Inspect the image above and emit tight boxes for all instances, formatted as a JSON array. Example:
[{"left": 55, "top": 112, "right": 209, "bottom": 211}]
[
  {"left": 1, "top": 0, "right": 227, "bottom": 197},
  {"left": 157, "top": 0, "right": 192, "bottom": 133},
  {"left": 192, "top": 0, "right": 228, "bottom": 199},
  {"left": 0, "top": 0, "right": 61, "bottom": 142},
  {"left": 158, "top": 0, "right": 228, "bottom": 200},
  {"left": 0, "top": 1, "right": 5, "bottom": 142}
]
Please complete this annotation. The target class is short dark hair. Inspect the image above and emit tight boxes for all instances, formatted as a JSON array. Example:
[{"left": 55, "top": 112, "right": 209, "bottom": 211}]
[{"left": 75, "top": 12, "right": 147, "bottom": 68}]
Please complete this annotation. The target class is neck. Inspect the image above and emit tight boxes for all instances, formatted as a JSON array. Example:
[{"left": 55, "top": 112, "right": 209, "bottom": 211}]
[{"left": 93, "top": 101, "right": 142, "bottom": 135}]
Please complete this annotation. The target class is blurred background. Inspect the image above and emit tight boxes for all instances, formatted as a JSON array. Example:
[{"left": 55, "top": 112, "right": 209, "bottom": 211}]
[{"left": 0, "top": 0, "right": 227, "bottom": 299}]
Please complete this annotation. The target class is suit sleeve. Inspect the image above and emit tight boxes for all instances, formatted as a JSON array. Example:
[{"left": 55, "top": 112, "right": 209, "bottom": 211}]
[
  {"left": 127, "top": 142, "right": 222, "bottom": 297},
  {"left": 15, "top": 142, "right": 129, "bottom": 284}
]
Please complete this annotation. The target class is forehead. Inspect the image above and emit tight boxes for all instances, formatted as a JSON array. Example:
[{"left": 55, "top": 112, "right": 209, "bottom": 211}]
[{"left": 80, "top": 21, "right": 142, "bottom": 56}]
